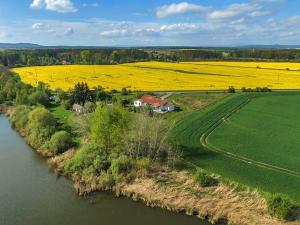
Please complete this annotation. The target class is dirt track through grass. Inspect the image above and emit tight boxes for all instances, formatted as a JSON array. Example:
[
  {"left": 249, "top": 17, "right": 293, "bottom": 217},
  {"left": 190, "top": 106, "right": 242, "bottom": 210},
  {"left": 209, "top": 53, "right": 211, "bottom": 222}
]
[
  {"left": 200, "top": 97, "right": 300, "bottom": 179},
  {"left": 171, "top": 92, "right": 300, "bottom": 202}
]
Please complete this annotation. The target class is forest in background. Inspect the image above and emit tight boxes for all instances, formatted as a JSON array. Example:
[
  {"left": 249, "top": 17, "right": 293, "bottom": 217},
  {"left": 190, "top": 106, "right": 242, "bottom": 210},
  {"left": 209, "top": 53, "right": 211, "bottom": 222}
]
[{"left": 1, "top": 48, "right": 300, "bottom": 67}]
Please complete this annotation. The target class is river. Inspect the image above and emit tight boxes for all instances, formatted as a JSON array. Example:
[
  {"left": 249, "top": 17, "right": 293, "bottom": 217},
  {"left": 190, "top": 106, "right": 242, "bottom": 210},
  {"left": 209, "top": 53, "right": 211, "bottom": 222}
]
[{"left": 0, "top": 116, "right": 209, "bottom": 225}]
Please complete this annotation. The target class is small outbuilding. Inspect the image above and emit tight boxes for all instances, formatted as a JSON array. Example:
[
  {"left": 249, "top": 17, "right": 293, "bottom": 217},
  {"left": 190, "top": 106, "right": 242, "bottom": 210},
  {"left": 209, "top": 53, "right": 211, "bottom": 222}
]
[{"left": 72, "top": 104, "right": 85, "bottom": 114}]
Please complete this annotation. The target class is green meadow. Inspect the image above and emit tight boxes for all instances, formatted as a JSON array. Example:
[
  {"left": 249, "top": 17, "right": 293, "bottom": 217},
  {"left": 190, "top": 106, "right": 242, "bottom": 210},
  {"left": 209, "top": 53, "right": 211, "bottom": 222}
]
[{"left": 171, "top": 92, "right": 300, "bottom": 202}]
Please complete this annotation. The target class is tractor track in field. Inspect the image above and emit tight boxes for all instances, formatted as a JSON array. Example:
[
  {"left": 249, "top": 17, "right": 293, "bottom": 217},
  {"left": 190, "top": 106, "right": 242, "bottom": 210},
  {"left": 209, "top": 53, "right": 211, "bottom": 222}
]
[{"left": 199, "top": 95, "right": 300, "bottom": 179}]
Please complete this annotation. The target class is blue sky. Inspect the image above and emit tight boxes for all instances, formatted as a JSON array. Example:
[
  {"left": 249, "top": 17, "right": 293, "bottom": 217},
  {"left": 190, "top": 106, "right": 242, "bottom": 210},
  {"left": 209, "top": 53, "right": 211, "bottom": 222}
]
[{"left": 0, "top": 0, "right": 299, "bottom": 46}]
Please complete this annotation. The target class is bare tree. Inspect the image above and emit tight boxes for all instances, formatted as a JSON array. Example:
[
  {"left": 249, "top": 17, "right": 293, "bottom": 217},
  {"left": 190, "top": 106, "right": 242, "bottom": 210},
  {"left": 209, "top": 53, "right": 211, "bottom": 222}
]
[{"left": 124, "top": 112, "right": 181, "bottom": 166}]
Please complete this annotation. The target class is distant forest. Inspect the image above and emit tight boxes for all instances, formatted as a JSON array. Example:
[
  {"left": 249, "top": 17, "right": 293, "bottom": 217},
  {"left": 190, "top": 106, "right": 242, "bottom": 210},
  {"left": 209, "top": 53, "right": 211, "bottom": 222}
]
[{"left": 1, "top": 48, "right": 300, "bottom": 67}]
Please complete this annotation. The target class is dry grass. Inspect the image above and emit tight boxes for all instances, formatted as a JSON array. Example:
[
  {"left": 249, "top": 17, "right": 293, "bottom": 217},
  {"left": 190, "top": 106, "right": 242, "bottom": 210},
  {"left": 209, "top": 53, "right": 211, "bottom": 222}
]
[
  {"left": 121, "top": 170, "right": 300, "bottom": 225},
  {"left": 46, "top": 149, "right": 300, "bottom": 224}
]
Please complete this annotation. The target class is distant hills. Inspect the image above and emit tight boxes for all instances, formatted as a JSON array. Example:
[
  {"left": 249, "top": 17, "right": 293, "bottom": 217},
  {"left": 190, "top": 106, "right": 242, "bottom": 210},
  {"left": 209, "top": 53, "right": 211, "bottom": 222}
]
[
  {"left": 0, "top": 43, "right": 300, "bottom": 50},
  {"left": 0, "top": 43, "right": 42, "bottom": 49},
  {"left": 239, "top": 44, "right": 300, "bottom": 49}
]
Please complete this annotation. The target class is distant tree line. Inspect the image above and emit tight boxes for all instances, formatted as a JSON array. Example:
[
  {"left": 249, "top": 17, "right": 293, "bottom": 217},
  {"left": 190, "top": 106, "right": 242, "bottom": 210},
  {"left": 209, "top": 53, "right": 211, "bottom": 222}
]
[
  {"left": 230, "top": 49, "right": 300, "bottom": 61},
  {"left": 1, "top": 48, "right": 300, "bottom": 67}
]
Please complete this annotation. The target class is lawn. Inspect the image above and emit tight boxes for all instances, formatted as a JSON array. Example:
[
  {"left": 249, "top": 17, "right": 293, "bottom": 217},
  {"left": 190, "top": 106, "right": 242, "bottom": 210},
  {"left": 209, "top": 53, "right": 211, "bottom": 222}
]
[
  {"left": 167, "top": 92, "right": 227, "bottom": 112},
  {"left": 170, "top": 92, "right": 300, "bottom": 202},
  {"left": 49, "top": 104, "right": 74, "bottom": 130},
  {"left": 165, "top": 92, "right": 228, "bottom": 122}
]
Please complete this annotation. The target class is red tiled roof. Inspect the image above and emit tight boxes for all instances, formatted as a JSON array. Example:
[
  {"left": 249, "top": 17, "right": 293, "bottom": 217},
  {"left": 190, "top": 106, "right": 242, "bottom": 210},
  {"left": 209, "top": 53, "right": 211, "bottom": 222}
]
[{"left": 139, "top": 95, "right": 173, "bottom": 107}]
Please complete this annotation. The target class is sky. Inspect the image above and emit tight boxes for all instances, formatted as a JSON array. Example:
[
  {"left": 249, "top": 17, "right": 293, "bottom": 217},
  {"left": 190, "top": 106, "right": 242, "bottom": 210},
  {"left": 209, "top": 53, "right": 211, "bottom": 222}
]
[{"left": 0, "top": 0, "right": 299, "bottom": 46}]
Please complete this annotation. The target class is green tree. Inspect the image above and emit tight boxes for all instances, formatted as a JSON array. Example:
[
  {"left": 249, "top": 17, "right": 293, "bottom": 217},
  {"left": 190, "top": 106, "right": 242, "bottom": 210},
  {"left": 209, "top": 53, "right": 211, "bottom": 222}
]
[
  {"left": 9, "top": 105, "right": 31, "bottom": 129},
  {"left": 0, "top": 90, "right": 5, "bottom": 104},
  {"left": 29, "top": 90, "right": 49, "bottom": 106},
  {"left": 228, "top": 86, "right": 236, "bottom": 93},
  {"left": 91, "top": 105, "right": 129, "bottom": 155},
  {"left": 15, "top": 89, "right": 29, "bottom": 105},
  {"left": 27, "top": 107, "right": 56, "bottom": 148},
  {"left": 71, "top": 82, "right": 92, "bottom": 105},
  {"left": 80, "top": 50, "right": 91, "bottom": 64},
  {"left": 55, "top": 88, "right": 68, "bottom": 102},
  {"left": 93, "top": 85, "right": 111, "bottom": 102},
  {"left": 121, "top": 87, "right": 129, "bottom": 95}
]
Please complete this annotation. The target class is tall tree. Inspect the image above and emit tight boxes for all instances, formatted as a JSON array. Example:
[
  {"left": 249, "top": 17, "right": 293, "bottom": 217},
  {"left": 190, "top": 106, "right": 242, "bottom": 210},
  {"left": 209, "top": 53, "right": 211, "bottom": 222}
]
[{"left": 71, "top": 82, "right": 92, "bottom": 105}]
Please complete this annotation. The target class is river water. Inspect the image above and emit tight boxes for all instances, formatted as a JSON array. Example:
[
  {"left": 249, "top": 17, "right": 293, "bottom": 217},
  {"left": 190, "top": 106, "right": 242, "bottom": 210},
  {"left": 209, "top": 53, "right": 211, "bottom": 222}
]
[{"left": 0, "top": 116, "right": 209, "bottom": 225}]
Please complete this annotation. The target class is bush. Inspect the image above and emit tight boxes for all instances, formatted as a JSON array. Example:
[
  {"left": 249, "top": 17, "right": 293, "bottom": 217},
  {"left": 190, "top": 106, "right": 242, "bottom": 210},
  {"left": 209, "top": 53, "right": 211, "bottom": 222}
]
[
  {"left": 84, "top": 101, "right": 96, "bottom": 113},
  {"left": 64, "top": 144, "right": 110, "bottom": 174},
  {"left": 265, "top": 193, "right": 297, "bottom": 220},
  {"left": 49, "top": 131, "right": 73, "bottom": 154},
  {"left": 0, "top": 91, "right": 5, "bottom": 104},
  {"left": 228, "top": 86, "right": 236, "bottom": 93},
  {"left": 135, "top": 157, "right": 151, "bottom": 171},
  {"left": 27, "top": 107, "right": 56, "bottom": 148},
  {"left": 29, "top": 90, "right": 49, "bottom": 106},
  {"left": 10, "top": 105, "right": 31, "bottom": 129},
  {"left": 110, "top": 156, "right": 132, "bottom": 182},
  {"left": 98, "top": 171, "right": 115, "bottom": 188},
  {"left": 121, "top": 87, "right": 129, "bottom": 95},
  {"left": 62, "top": 99, "right": 73, "bottom": 110},
  {"left": 15, "top": 90, "right": 29, "bottom": 105},
  {"left": 192, "top": 169, "right": 217, "bottom": 187}
]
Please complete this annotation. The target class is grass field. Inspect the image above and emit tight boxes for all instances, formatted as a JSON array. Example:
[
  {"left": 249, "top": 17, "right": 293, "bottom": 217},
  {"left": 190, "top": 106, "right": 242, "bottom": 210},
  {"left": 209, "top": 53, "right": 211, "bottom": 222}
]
[
  {"left": 207, "top": 94, "right": 300, "bottom": 173},
  {"left": 12, "top": 61, "right": 300, "bottom": 91},
  {"left": 170, "top": 92, "right": 300, "bottom": 202}
]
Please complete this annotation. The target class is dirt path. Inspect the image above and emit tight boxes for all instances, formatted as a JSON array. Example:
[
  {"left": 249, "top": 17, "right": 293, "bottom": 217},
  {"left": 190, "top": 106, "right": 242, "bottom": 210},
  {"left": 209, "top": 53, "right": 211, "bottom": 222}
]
[{"left": 160, "top": 92, "right": 173, "bottom": 100}]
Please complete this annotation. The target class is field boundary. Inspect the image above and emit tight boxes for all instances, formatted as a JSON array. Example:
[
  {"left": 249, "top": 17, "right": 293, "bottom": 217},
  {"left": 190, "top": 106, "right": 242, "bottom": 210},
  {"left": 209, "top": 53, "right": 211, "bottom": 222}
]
[
  {"left": 199, "top": 94, "right": 300, "bottom": 179},
  {"left": 183, "top": 62, "right": 300, "bottom": 72}
]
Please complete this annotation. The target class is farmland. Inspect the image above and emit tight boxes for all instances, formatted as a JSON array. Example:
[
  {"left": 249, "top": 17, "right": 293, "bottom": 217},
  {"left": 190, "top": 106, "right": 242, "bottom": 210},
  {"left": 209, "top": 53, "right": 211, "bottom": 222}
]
[
  {"left": 170, "top": 92, "right": 300, "bottom": 202},
  {"left": 12, "top": 61, "right": 300, "bottom": 91}
]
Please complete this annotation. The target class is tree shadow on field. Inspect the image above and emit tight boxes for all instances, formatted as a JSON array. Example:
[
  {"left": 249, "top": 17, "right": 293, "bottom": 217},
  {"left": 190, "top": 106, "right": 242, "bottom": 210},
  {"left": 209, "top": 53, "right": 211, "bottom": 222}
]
[{"left": 181, "top": 145, "right": 219, "bottom": 161}]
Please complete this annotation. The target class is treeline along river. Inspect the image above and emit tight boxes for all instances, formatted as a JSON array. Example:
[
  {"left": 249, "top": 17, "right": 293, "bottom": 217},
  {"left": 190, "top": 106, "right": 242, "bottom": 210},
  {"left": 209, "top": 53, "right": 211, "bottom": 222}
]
[{"left": 0, "top": 116, "right": 210, "bottom": 225}]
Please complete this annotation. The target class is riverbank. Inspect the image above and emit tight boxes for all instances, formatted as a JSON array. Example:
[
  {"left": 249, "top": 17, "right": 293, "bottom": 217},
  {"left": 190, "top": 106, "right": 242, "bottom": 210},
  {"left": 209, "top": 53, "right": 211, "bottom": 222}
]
[
  {"left": 1, "top": 106, "right": 299, "bottom": 225},
  {"left": 48, "top": 149, "right": 300, "bottom": 225},
  {"left": 0, "top": 115, "right": 209, "bottom": 225}
]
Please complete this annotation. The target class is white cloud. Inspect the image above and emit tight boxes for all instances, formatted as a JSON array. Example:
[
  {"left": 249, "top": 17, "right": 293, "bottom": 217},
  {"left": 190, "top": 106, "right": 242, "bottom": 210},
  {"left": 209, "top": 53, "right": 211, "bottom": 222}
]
[
  {"left": 230, "top": 18, "right": 246, "bottom": 25},
  {"left": 0, "top": 31, "right": 8, "bottom": 39},
  {"left": 64, "top": 27, "right": 74, "bottom": 35},
  {"left": 32, "top": 22, "right": 45, "bottom": 30},
  {"left": 82, "top": 3, "right": 99, "bottom": 8},
  {"left": 30, "top": 0, "right": 77, "bottom": 13},
  {"left": 249, "top": 10, "right": 271, "bottom": 17},
  {"left": 2, "top": 8, "right": 300, "bottom": 47},
  {"left": 156, "top": 1, "right": 274, "bottom": 23},
  {"left": 100, "top": 29, "right": 129, "bottom": 37},
  {"left": 30, "top": 0, "right": 44, "bottom": 9},
  {"left": 156, "top": 2, "right": 210, "bottom": 18},
  {"left": 160, "top": 23, "right": 198, "bottom": 32},
  {"left": 100, "top": 27, "right": 159, "bottom": 38},
  {"left": 207, "top": 3, "right": 261, "bottom": 21}
]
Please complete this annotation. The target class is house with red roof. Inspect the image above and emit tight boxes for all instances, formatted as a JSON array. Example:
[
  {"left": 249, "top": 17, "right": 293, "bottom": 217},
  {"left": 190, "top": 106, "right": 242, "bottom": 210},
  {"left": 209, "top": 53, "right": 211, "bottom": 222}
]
[{"left": 134, "top": 95, "right": 175, "bottom": 112}]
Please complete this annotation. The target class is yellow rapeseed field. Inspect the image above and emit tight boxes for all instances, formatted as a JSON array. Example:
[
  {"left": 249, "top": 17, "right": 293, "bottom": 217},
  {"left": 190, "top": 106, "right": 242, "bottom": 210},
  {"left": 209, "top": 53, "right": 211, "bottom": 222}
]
[{"left": 12, "top": 61, "right": 300, "bottom": 91}]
